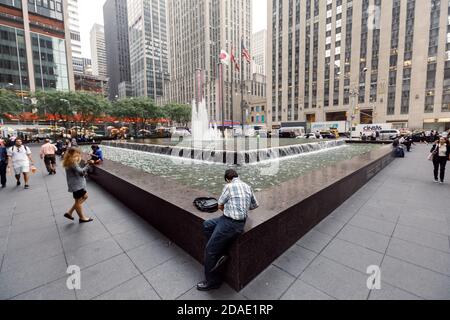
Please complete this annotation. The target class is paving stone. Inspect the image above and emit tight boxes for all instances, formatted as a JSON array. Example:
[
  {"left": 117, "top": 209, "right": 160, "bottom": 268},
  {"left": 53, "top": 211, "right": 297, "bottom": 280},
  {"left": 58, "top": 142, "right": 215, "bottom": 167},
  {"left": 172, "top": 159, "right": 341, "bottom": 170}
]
[
  {"left": 127, "top": 238, "right": 183, "bottom": 273},
  {"left": 178, "top": 284, "right": 246, "bottom": 300},
  {"left": 349, "top": 215, "right": 396, "bottom": 236},
  {"left": 94, "top": 275, "right": 160, "bottom": 300},
  {"left": 336, "top": 224, "right": 391, "bottom": 254},
  {"left": 368, "top": 282, "right": 423, "bottom": 300},
  {"left": 66, "top": 237, "right": 123, "bottom": 270},
  {"left": 381, "top": 256, "right": 450, "bottom": 300},
  {"left": 0, "top": 254, "right": 67, "bottom": 300},
  {"left": 144, "top": 255, "right": 204, "bottom": 300},
  {"left": 314, "top": 217, "right": 346, "bottom": 237},
  {"left": 11, "top": 277, "right": 76, "bottom": 300},
  {"left": 321, "top": 238, "right": 384, "bottom": 274},
  {"left": 281, "top": 279, "right": 335, "bottom": 300},
  {"left": 299, "top": 256, "right": 370, "bottom": 300},
  {"left": 296, "top": 229, "right": 333, "bottom": 253},
  {"left": 398, "top": 214, "right": 450, "bottom": 236},
  {"left": 240, "top": 266, "right": 296, "bottom": 300},
  {"left": 386, "top": 238, "right": 450, "bottom": 276},
  {"left": 6, "top": 225, "right": 60, "bottom": 252},
  {"left": 114, "top": 225, "right": 163, "bottom": 251},
  {"left": 61, "top": 223, "right": 111, "bottom": 252},
  {"left": 273, "top": 245, "right": 317, "bottom": 277},
  {"left": 1, "top": 239, "right": 63, "bottom": 273},
  {"left": 393, "top": 224, "right": 450, "bottom": 253},
  {"left": 76, "top": 254, "right": 140, "bottom": 300}
]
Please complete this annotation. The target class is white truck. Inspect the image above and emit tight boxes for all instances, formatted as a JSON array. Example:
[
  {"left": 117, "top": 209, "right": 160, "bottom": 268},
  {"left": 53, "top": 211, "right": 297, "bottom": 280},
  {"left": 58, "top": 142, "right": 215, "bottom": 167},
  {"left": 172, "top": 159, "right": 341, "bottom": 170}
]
[
  {"left": 351, "top": 123, "right": 393, "bottom": 139},
  {"left": 310, "top": 121, "right": 349, "bottom": 134}
]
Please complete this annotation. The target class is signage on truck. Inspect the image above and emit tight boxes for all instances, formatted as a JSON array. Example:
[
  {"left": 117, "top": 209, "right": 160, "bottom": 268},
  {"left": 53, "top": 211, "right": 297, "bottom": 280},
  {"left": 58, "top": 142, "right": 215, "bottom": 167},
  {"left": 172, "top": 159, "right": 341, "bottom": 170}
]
[{"left": 311, "top": 121, "right": 347, "bottom": 133}]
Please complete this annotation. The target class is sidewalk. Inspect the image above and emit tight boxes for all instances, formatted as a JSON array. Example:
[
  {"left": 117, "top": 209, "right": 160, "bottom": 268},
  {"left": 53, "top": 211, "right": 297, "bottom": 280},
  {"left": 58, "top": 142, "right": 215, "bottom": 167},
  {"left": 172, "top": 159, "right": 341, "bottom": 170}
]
[{"left": 0, "top": 144, "right": 449, "bottom": 300}]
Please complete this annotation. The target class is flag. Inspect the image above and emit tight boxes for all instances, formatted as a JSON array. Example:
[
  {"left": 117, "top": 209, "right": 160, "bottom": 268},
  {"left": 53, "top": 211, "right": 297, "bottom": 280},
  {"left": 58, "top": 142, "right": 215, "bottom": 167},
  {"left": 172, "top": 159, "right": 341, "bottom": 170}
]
[
  {"left": 241, "top": 38, "right": 251, "bottom": 63},
  {"left": 231, "top": 48, "right": 240, "bottom": 72},
  {"left": 219, "top": 50, "right": 230, "bottom": 66}
]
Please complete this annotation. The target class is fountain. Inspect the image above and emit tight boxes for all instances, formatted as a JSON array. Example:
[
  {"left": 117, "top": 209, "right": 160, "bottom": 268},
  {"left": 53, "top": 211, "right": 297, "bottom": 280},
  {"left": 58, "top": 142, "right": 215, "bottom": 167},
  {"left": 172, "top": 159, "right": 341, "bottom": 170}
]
[
  {"left": 85, "top": 68, "right": 396, "bottom": 291},
  {"left": 190, "top": 98, "right": 222, "bottom": 143}
]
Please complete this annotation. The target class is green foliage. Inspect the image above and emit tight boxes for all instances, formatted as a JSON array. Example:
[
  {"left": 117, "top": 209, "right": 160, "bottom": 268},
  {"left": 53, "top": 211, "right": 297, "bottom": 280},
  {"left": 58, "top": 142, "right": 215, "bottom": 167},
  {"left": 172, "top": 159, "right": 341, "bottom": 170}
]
[
  {"left": 34, "top": 91, "right": 110, "bottom": 123},
  {"left": 110, "top": 97, "right": 164, "bottom": 122},
  {"left": 0, "top": 89, "right": 22, "bottom": 116},
  {"left": 163, "top": 103, "right": 191, "bottom": 125}
]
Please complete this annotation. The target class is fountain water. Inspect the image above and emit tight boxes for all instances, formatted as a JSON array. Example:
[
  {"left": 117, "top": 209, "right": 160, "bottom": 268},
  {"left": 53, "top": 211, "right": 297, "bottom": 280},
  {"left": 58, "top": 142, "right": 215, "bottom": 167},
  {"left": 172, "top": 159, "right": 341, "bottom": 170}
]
[{"left": 191, "top": 99, "right": 222, "bottom": 142}]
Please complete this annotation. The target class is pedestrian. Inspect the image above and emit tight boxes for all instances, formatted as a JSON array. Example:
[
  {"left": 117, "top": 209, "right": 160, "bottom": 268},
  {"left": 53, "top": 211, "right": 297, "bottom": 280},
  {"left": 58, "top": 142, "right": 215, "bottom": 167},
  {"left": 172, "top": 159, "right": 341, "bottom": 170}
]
[
  {"left": 40, "top": 139, "right": 58, "bottom": 175},
  {"left": 430, "top": 137, "right": 450, "bottom": 184},
  {"left": 62, "top": 148, "right": 93, "bottom": 223},
  {"left": 0, "top": 139, "right": 8, "bottom": 188},
  {"left": 197, "top": 169, "right": 259, "bottom": 291},
  {"left": 7, "top": 139, "right": 35, "bottom": 189},
  {"left": 88, "top": 144, "right": 104, "bottom": 165}
]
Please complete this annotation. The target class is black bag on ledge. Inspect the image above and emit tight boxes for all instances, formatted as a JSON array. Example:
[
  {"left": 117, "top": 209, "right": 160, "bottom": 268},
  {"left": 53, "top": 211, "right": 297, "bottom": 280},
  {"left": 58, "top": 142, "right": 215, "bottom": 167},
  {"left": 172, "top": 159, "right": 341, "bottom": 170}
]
[{"left": 194, "top": 197, "right": 219, "bottom": 213}]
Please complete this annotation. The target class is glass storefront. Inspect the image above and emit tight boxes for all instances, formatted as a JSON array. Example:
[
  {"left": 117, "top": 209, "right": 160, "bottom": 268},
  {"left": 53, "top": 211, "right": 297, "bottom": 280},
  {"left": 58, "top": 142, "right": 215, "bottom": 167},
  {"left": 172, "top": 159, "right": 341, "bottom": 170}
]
[
  {"left": 0, "top": 25, "right": 29, "bottom": 91},
  {"left": 31, "top": 32, "right": 69, "bottom": 91}
]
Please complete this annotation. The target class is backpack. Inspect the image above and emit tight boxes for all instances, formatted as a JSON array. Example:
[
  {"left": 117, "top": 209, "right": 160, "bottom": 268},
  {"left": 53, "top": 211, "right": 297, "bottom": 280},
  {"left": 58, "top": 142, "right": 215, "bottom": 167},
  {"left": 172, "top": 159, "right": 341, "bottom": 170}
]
[
  {"left": 394, "top": 146, "right": 405, "bottom": 158},
  {"left": 193, "top": 197, "right": 219, "bottom": 213}
]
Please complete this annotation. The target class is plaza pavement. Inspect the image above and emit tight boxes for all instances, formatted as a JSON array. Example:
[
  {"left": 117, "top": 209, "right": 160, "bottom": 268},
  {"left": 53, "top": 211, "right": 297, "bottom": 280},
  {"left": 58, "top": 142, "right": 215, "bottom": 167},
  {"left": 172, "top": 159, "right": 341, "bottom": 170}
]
[{"left": 0, "top": 144, "right": 449, "bottom": 300}]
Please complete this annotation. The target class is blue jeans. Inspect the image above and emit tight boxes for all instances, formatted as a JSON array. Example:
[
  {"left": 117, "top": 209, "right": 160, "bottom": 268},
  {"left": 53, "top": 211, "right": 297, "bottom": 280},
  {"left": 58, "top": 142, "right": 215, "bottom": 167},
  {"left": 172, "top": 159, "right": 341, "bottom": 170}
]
[{"left": 203, "top": 216, "right": 245, "bottom": 284}]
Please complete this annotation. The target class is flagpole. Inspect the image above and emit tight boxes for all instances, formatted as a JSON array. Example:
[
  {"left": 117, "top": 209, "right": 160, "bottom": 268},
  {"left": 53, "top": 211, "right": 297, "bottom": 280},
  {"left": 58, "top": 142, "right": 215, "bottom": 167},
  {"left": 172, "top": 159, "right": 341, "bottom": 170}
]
[
  {"left": 219, "top": 62, "right": 225, "bottom": 139},
  {"left": 230, "top": 46, "right": 234, "bottom": 133},
  {"left": 240, "top": 38, "right": 245, "bottom": 134}
]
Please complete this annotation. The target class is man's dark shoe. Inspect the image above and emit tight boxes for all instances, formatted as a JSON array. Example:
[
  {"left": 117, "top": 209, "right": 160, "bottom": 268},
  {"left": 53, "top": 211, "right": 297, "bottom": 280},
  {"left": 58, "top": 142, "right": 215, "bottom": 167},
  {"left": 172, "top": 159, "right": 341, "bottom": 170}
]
[
  {"left": 210, "top": 255, "right": 229, "bottom": 273},
  {"left": 24, "top": 185, "right": 29, "bottom": 189},
  {"left": 197, "top": 281, "right": 222, "bottom": 291},
  {"left": 16, "top": 181, "right": 20, "bottom": 186},
  {"left": 1, "top": 185, "right": 5, "bottom": 188}
]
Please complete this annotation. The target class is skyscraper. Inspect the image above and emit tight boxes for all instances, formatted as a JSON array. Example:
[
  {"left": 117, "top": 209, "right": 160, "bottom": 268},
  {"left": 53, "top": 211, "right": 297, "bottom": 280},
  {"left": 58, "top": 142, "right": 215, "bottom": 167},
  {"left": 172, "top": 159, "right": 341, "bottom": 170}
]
[
  {"left": 268, "top": 0, "right": 450, "bottom": 131},
  {"left": 166, "top": 0, "right": 252, "bottom": 123},
  {"left": 252, "top": 29, "right": 267, "bottom": 76},
  {"left": 67, "top": 0, "right": 83, "bottom": 74},
  {"left": 104, "top": 0, "right": 131, "bottom": 100},
  {"left": 127, "top": 0, "right": 169, "bottom": 99},
  {"left": 90, "top": 23, "right": 107, "bottom": 78},
  {"left": 0, "top": 0, "right": 74, "bottom": 92}
]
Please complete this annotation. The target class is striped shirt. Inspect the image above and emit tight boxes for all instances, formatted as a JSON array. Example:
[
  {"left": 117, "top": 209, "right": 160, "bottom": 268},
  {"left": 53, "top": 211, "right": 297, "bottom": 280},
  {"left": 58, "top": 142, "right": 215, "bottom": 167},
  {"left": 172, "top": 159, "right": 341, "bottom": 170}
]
[{"left": 218, "top": 178, "right": 259, "bottom": 221}]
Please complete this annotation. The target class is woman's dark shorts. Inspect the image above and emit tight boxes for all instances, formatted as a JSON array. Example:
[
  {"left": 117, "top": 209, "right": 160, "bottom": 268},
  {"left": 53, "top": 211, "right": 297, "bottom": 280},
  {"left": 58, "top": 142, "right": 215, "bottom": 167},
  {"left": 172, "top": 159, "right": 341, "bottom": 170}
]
[{"left": 73, "top": 189, "right": 87, "bottom": 200}]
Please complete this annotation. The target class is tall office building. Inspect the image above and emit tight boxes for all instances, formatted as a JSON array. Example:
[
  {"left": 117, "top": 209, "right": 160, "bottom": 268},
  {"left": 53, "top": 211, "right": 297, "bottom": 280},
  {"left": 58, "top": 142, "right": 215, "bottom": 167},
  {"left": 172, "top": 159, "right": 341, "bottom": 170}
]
[
  {"left": 90, "top": 23, "right": 107, "bottom": 78},
  {"left": 268, "top": 0, "right": 450, "bottom": 131},
  {"left": 252, "top": 29, "right": 267, "bottom": 76},
  {"left": 67, "top": 0, "right": 82, "bottom": 74},
  {"left": 0, "top": 0, "right": 74, "bottom": 92},
  {"left": 104, "top": 0, "right": 131, "bottom": 100},
  {"left": 127, "top": 0, "right": 169, "bottom": 99},
  {"left": 166, "top": 0, "right": 252, "bottom": 123}
]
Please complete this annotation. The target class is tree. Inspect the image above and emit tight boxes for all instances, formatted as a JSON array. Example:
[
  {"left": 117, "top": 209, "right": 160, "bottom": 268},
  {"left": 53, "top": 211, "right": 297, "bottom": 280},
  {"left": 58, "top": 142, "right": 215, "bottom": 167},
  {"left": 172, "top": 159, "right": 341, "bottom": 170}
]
[
  {"left": 0, "top": 89, "right": 22, "bottom": 118},
  {"left": 164, "top": 103, "right": 191, "bottom": 126},
  {"left": 110, "top": 97, "right": 164, "bottom": 135}
]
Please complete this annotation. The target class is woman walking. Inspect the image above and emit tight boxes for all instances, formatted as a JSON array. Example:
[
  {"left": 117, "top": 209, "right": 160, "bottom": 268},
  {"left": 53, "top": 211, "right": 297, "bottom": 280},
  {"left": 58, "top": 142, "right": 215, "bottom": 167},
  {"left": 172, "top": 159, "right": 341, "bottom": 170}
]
[
  {"left": 430, "top": 137, "right": 450, "bottom": 184},
  {"left": 62, "top": 148, "right": 93, "bottom": 223}
]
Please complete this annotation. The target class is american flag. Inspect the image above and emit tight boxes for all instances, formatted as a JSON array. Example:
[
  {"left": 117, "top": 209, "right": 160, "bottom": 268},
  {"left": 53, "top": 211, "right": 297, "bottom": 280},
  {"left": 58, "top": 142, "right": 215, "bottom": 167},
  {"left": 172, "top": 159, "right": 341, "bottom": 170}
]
[
  {"left": 241, "top": 38, "right": 251, "bottom": 63},
  {"left": 231, "top": 48, "right": 240, "bottom": 72}
]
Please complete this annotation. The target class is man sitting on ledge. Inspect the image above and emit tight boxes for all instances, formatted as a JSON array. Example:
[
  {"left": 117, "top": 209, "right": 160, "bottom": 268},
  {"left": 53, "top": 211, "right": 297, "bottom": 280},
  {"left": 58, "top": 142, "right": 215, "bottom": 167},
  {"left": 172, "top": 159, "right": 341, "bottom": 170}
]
[{"left": 197, "top": 169, "right": 259, "bottom": 291}]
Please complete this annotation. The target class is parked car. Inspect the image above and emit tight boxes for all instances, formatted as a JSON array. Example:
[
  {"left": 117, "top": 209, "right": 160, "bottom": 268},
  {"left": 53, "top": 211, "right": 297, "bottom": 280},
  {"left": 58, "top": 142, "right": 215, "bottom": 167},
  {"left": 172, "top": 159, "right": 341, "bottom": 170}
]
[
  {"left": 297, "top": 133, "right": 317, "bottom": 139},
  {"left": 379, "top": 129, "right": 400, "bottom": 140},
  {"left": 320, "top": 131, "right": 336, "bottom": 139}
]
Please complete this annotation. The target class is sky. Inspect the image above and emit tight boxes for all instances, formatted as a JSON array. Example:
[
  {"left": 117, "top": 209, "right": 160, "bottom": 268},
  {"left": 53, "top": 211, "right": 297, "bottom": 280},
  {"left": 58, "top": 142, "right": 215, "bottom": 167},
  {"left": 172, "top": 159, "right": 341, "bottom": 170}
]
[{"left": 79, "top": 0, "right": 267, "bottom": 58}]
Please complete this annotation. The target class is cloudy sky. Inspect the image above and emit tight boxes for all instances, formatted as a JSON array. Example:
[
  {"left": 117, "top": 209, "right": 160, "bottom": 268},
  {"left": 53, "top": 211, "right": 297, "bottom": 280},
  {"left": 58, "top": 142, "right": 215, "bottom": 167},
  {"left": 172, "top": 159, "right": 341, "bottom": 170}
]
[{"left": 79, "top": 0, "right": 267, "bottom": 58}]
